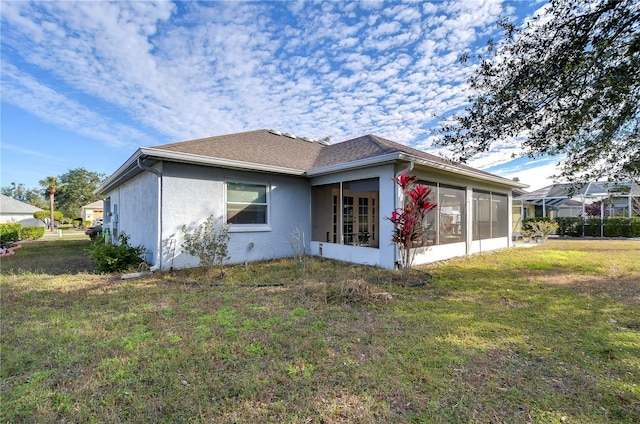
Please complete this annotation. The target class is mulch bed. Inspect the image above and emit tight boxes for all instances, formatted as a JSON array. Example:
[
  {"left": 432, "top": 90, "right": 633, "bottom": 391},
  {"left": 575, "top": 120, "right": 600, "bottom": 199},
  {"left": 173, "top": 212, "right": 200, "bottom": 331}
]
[{"left": 0, "top": 242, "right": 21, "bottom": 257}]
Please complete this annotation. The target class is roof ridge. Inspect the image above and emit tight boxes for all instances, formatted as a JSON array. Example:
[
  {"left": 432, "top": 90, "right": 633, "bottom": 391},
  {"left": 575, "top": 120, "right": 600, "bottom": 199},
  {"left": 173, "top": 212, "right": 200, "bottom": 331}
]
[{"left": 153, "top": 129, "right": 268, "bottom": 149}]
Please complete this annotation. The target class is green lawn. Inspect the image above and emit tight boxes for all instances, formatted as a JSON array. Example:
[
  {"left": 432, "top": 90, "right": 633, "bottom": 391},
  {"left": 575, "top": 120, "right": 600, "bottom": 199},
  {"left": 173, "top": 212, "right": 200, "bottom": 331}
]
[{"left": 1, "top": 239, "right": 639, "bottom": 423}]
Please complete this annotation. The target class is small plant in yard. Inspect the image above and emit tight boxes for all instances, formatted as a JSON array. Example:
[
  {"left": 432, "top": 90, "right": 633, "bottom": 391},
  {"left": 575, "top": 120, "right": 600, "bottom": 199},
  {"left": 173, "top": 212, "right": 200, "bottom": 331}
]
[
  {"left": 387, "top": 171, "right": 437, "bottom": 282},
  {"left": 181, "top": 215, "right": 230, "bottom": 276},
  {"left": 520, "top": 228, "right": 534, "bottom": 242},
  {"left": 531, "top": 220, "right": 559, "bottom": 241},
  {"left": 288, "top": 224, "right": 307, "bottom": 272},
  {"left": 88, "top": 232, "right": 148, "bottom": 274}
]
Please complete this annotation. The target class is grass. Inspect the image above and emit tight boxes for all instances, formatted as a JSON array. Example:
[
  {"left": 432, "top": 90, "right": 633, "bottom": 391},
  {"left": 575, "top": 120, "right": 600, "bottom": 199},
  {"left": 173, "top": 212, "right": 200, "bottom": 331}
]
[{"left": 1, "top": 239, "right": 639, "bottom": 423}]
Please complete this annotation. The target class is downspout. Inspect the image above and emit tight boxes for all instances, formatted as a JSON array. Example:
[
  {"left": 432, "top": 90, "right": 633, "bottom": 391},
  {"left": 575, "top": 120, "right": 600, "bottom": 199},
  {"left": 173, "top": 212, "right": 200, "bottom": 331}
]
[
  {"left": 393, "top": 160, "right": 415, "bottom": 268},
  {"left": 137, "top": 157, "right": 162, "bottom": 271}
]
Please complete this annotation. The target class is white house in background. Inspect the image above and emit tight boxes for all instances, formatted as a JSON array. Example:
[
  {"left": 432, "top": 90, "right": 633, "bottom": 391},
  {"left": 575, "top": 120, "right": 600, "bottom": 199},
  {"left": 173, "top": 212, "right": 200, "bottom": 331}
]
[
  {"left": 79, "top": 200, "right": 104, "bottom": 223},
  {"left": 96, "top": 130, "right": 527, "bottom": 271},
  {"left": 0, "top": 194, "right": 45, "bottom": 227}
]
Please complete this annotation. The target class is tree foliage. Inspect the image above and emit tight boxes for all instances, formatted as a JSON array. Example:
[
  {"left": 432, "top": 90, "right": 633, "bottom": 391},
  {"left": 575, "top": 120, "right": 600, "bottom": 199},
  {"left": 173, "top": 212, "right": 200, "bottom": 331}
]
[
  {"left": 5, "top": 168, "right": 105, "bottom": 221},
  {"left": 387, "top": 171, "right": 437, "bottom": 282},
  {"left": 34, "top": 210, "right": 63, "bottom": 225},
  {"left": 1, "top": 183, "right": 48, "bottom": 209},
  {"left": 438, "top": 0, "right": 640, "bottom": 183},
  {"left": 54, "top": 168, "right": 105, "bottom": 219}
]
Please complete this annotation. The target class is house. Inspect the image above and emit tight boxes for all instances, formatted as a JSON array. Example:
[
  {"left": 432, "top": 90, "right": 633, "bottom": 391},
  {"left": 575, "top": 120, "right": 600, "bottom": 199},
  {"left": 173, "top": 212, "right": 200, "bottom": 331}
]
[
  {"left": 514, "top": 181, "right": 640, "bottom": 220},
  {"left": 79, "top": 200, "right": 104, "bottom": 223},
  {"left": 0, "top": 194, "right": 45, "bottom": 227},
  {"left": 96, "top": 130, "right": 527, "bottom": 271}
]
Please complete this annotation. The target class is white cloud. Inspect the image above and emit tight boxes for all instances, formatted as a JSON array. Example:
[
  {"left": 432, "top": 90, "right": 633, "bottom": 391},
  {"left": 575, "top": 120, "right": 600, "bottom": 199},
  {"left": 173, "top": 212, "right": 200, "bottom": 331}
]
[
  {"left": 1, "top": 63, "right": 155, "bottom": 149},
  {"left": 1, "top": 0, "right": 520, "bottom": 156},
  {"left": 496, "top": 161, "right": 562, "bottom": 192}
]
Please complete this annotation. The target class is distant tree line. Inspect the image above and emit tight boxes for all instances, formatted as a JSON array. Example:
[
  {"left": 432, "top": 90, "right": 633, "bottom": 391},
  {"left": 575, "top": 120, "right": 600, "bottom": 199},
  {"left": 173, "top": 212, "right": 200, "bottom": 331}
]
[{"left": 2, "top": 168, "right": 106, "bottom": 222}]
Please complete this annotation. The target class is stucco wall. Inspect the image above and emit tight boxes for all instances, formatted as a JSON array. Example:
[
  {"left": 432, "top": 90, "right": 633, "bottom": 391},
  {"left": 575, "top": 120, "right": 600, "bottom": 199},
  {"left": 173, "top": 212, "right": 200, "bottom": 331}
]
[
  {"left": 103, "top": 168, "right": 159, "bottom": 265},
  {"left": 161, "top": 162, "right": 310, "bottom": 270},
  {"left": 309, "top": 164, "right": 397, "bottom": 269}
]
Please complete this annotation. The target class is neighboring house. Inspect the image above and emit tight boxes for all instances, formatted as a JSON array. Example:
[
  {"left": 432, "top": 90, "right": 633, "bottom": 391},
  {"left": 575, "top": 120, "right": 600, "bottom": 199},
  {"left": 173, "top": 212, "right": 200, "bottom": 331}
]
[
  {"left": 96, "top": 130, "right": 527, "bottom": 271},
  {"left": 0, "top": 194, "right": 45, "bottom": 227},
  {"left": 79, "top": 200, "right": 104, "bottom": 223},
  {"left": 514, "top": 181, "right": 640, "bottom": 220}
]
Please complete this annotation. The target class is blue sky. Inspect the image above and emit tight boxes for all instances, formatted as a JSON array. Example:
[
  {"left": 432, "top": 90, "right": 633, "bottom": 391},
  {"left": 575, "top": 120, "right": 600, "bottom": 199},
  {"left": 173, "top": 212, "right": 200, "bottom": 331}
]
[{"left": 1, "top": 0, "right": 558, "bottom": 192}]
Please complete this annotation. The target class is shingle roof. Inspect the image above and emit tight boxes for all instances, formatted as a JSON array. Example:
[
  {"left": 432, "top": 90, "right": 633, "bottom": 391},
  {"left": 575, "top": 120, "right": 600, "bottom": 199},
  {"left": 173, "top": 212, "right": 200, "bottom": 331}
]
[
  {"left": 152, "top": 129, "right": 491, "bottom": 176},
  {"left": 81, "top": 200, "right": 104, "bottom": 209},
  {"left": 154, "top": 130, "right": 326, "bottom": 171},
  {"left": 98, "top": 129, "right": 528, "bottom": 196},
  {"left": 0, "top": 194, "right": 43, "bottom": 214},
  {"left": 310, "top": 133, "right": 490, "bottom": 175}
]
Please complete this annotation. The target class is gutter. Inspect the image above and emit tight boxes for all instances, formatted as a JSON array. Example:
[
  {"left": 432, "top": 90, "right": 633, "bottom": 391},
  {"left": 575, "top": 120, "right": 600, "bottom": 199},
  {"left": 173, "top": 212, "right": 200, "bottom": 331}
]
[
  {"left": 306, "top": 153, "right": 401, "bottom": 176},
  {"left": 141, "top": 148, "right": 305, "bottom": 176},
  {"left": 307, "top": 152, "right": 528, "bottom": 190},
  {"left": 398, "top": 153, "right": 529, "bottom": 189},
  {"left": 136, "top": 157, "right": 162, "bottom": 272},
  {"left": 97, "top": 148, "right": 306, "bottom": 196}
]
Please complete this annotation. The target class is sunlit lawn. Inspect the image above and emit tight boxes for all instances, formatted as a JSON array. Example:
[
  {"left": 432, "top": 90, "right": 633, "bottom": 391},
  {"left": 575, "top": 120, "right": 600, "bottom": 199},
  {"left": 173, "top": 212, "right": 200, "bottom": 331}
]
[{"left": 1, "top": 239, "right": 639, "bottom": 423}]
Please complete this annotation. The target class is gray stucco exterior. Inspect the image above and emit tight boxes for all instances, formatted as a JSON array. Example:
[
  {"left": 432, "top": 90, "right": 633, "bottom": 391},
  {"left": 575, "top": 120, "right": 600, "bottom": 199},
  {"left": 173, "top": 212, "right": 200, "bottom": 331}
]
[
  {"left": 96, "top": 130, "right": 526, "bottom": 271},
  {"left": 101, "top": 161, "right": 311, "bottom": 270}
]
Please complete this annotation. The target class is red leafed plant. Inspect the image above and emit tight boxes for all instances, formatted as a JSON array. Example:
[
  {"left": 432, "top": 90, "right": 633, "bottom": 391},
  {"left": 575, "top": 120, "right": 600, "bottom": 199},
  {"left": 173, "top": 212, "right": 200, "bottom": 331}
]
[{"left": 388, "top": 171, "right": 437, "bottom": 282}]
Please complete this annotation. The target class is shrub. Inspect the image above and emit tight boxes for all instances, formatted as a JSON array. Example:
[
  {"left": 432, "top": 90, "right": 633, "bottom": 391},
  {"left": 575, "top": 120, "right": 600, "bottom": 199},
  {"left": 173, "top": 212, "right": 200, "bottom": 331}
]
[
  {"left": 556, "top": 217, "right": 583, "bottom": 237},
  {"left": 604, "top": 217, "right": 640, "bottom": 237},
  {"left": 33, "top": 210, "right": 64, "bottom": 227},
  {"left": 181, "top": 215, "right": 230, "bottom": 272},
  {"left": 584, "top": 218, "right": 602, "bottom": 237},
  {"left": 522, "top": 217, "right": 550, "bottom": 232},
  {"left": 0, "top": 223, "right": 22, "bottom": 243},
  {"left": 387, "top": 171, "right": 436, "bottom": 282},
  {"left": 20, "top": 226, "right": 45, "bottom": 240},
  {"left": 530, "top": 220, "right": 559, "bottom": 240},
  {"left": 88, "top": 232, "right": 148, "bottom": 274}
]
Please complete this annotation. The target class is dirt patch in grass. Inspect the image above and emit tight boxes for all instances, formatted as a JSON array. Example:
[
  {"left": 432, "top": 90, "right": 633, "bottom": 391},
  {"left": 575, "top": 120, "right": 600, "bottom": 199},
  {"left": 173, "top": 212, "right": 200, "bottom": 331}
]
[{"left": 534, "top": 274, "right": 640, "bottom": 306}]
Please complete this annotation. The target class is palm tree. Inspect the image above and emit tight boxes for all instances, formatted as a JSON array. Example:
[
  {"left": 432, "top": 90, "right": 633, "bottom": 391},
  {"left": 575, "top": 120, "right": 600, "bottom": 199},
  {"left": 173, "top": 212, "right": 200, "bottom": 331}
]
[{"left": 39, "top": 176, "right": 60, "bottom": 232}]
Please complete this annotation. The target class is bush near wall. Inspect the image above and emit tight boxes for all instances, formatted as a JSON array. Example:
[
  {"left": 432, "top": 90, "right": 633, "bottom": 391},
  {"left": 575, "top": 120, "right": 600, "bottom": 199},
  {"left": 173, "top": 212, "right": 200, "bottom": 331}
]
[
  {"left": 20, "top": 226, "right": 45, "bottom": 240},
  {"left": 0, "top": 223, "right": 22, "bottom": 243}
]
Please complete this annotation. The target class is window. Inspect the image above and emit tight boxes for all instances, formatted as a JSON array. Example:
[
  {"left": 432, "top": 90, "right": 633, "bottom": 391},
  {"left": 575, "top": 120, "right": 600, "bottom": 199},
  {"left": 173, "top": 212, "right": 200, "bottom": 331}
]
[{"left": 226, "top": 182, "right": 268, "bottom": 225}]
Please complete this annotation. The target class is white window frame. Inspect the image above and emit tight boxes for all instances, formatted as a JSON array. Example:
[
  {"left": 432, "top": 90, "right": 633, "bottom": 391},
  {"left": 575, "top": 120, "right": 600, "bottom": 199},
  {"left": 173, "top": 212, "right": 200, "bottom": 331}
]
[{"left": 224, "top": 180, "right": 271, "bottom": 232}]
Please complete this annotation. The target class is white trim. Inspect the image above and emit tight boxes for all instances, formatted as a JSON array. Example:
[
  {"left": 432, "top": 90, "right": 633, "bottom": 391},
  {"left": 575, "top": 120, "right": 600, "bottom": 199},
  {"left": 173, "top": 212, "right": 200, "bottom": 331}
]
[
  {"left": 224, "top": 179, "right": 271, "bottom": 231},
  {"left": 306, "top": 153, "right": 401, "bottom": 176},
  {"left": 399, "top": 153, "right": 528, "bottom": 189},
  {"left": 144, "top": 148, "right": 304, "bottom": 176}
]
